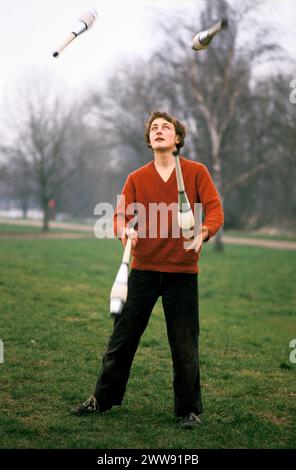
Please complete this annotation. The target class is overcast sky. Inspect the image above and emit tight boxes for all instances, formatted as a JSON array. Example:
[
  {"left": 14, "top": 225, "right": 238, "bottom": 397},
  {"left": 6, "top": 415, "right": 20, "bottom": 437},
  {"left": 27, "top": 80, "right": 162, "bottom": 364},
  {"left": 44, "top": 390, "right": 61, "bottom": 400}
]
[
  {"left": 0, "top": 0, "right": 295, "bottom": 104},
  {"left": 0, "top": 0, "right": 194, "bottom": 100}
]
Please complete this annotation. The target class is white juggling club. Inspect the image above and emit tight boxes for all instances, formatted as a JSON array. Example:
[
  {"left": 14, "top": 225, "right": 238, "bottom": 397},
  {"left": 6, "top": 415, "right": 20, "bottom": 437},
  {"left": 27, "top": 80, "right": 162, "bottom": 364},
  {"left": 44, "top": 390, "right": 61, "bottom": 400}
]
[
  {"left": 52, "top": 9, "right": 97, "bottom": 58},
  {"left": 110, "top": 212, "right": 138, "bottom": 317},
  {"left": 192, "top": 18, "right": 228, "bottom": 51},
  {"left": 173, "top": 150, "right": 195, "bottom": 240},
  {"left": 109, "top": 229, "right": 134, "bottom": 317}
]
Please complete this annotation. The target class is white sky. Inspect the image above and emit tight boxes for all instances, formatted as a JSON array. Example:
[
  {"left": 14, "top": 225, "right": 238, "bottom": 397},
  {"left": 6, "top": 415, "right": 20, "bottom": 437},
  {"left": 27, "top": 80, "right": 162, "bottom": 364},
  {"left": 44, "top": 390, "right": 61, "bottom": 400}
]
[
  {"left": 0, "top": 0, "right": 296, "bottom": 104},
  {"left": 0, "top": 0, "right": 196, "bottom": 101}
]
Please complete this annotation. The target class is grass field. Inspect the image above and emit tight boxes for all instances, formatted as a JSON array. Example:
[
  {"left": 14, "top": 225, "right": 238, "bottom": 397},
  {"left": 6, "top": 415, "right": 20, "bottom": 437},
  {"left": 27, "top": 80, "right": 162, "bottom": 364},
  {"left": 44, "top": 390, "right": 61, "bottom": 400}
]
[{"left": 0, "top": 238, "right": 295, "bottom": 449}]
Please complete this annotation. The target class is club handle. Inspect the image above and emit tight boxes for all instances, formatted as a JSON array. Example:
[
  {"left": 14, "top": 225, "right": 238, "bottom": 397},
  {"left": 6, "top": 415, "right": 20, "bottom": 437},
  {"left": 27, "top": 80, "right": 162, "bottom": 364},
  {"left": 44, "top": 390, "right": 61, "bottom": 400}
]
[
  {"left": 173, "top": 153, "right": 185, "bottom": 192},
  {"left": 122, "top": 235, "right": 132, "bottom": 264},
  {"left": 208, "top": 18, "right": 228, "bottom": 36},
  {"left": 52, "top": 32, "right": 76, "bottom": 58}
]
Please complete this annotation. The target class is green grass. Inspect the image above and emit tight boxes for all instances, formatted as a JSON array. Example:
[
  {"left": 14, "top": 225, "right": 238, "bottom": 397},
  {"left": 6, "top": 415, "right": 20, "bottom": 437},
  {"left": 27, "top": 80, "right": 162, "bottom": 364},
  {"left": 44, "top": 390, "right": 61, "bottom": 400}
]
[{"left": 0, "top": 239, "right": 295, "bottom": 449}]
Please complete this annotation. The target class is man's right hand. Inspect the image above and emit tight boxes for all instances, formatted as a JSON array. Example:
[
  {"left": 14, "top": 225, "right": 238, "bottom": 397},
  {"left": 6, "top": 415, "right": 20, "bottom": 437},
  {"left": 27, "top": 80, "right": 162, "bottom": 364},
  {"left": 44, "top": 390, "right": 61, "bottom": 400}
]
[{"left": 121, "top": 226, "right": 138, "bottom": 248}]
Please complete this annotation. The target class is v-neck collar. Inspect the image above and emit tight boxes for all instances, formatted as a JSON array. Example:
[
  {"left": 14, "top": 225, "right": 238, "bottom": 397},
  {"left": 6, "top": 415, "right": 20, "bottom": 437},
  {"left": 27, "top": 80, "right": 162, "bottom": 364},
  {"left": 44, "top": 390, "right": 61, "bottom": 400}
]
[{"left": 151, "top": 160, "right": 176, "bottom": 185}]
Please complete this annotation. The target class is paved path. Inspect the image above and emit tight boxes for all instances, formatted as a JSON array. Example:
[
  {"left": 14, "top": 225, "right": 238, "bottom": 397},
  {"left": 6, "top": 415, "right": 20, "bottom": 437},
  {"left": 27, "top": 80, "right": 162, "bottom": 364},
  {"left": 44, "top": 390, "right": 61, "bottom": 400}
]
[
  {"left": 0, "top": 232, "right": 94, "bottom": 240},
  {"left": 0, "top": 217, "right": 93, "bottom": 231},
  {"left": 0, "top": 218, "right": 296, "bottom": 250},
  {"left": 223, "top": 235, "right": 296, "bottom": 251}
]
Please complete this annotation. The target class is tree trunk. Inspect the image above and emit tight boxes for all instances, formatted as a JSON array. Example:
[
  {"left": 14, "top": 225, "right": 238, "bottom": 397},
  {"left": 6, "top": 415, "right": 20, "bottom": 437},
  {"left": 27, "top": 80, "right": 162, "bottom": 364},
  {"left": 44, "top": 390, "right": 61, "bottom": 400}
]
[
  {"left": 213, "top": 190, "right": 225, "bottom": 251},
  {"left": 211, "top": 143, "right": 224, "bottom": 252},
  {"left": 214, "top": 226, "right": 224, "bottom": 251},
  {"left": 22, "top": 202, "right": 28, "bottom": 219},
  {"left": 43, "top": 201, "right": 50, "bottom": 232}
]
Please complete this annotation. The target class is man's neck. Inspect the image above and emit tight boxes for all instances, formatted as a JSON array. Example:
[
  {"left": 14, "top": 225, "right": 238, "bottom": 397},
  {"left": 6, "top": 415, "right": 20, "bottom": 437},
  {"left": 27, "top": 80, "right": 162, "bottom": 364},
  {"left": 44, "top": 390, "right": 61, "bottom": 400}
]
[{"left": 153, "top": 150, "right": 175, "bottom": 168}]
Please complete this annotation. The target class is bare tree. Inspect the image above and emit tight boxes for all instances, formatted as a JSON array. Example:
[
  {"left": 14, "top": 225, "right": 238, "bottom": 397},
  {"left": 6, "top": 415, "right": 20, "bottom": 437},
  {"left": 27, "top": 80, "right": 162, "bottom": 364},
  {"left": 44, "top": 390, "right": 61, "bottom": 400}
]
[
  {"left": 9, "top": 159, "right": 33, "bottom": 218},
  {"left": 72, "top": 0, "right": 294, "bottom": 234},
  {"left": 152, "top": 0, "right": 289, "bottom": 248},
  {"left": 224, "top": 72, "right": 296, "bottom": 230},
  {"left": 0, "top": 164, "right": 13, "bottom": 212},
  {"left": 0, "top": 73, "right": 84, "bottom": 231}
]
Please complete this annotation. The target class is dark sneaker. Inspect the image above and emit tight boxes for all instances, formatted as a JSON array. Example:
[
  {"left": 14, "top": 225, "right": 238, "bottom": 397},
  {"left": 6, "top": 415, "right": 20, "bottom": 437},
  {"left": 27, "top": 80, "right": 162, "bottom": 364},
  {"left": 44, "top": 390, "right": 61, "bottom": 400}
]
[
  {"left": 71, "top": 395, "right": 99, "bottom": 416},
  {"left": 179, "top": 412, "right": 202, "bottom": 429}
]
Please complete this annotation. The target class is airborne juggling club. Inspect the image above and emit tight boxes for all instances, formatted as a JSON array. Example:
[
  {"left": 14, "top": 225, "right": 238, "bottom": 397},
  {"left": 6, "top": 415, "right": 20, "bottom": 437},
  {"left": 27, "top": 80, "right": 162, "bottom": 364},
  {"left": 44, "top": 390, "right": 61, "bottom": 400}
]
[
  {"left": 173, "top": 149, "right": 195, "bottom": 240},
  {"left": 52, "top": 9, "right": 97, "bottom": 58},
  {"left": 192, "top": 18, "right": 228, "bottom": 51}
]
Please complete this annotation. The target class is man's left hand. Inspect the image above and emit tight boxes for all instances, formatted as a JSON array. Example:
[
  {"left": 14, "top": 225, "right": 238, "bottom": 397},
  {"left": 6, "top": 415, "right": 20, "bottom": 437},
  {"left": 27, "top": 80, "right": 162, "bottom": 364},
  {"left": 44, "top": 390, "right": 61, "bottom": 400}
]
[{"left": 184, "top": 226, "right": 209, "bottom": 253}]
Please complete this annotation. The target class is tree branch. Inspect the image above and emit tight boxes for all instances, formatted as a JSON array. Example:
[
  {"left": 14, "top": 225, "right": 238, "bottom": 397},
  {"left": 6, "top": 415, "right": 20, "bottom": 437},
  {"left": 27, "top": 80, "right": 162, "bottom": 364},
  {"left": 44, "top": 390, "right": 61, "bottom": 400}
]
[{"left": 224, "top": 154, "right": 291, "bottom": 194}]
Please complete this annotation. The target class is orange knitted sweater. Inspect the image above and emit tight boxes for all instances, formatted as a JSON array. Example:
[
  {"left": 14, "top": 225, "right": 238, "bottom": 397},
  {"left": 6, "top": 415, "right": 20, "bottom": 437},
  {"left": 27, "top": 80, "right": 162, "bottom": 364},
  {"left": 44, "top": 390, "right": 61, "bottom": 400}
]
[{"left": 113, "top": 157, "right": 224, "bottom": 273}]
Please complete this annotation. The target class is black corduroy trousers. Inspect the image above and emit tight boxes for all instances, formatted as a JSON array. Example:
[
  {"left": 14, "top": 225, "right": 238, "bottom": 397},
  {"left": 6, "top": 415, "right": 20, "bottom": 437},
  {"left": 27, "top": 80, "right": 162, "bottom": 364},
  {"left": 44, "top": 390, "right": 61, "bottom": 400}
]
[{"left": 94, "top": 269, "right": 203, "bottom": 417}]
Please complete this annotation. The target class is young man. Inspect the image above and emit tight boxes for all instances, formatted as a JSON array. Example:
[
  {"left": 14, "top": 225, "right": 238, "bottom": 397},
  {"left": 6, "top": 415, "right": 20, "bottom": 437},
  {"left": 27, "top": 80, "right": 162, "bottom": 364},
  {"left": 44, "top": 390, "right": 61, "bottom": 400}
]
[{"left": 71, "top": 111, "right": 224, "bottom": 429}]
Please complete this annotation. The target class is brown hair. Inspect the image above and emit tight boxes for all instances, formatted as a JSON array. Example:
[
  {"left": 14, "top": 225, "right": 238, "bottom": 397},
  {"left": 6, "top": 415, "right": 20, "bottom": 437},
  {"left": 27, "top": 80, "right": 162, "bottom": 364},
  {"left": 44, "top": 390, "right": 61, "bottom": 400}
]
[{"left": 144, "top": 111, "right": 186, "bottom": 149}]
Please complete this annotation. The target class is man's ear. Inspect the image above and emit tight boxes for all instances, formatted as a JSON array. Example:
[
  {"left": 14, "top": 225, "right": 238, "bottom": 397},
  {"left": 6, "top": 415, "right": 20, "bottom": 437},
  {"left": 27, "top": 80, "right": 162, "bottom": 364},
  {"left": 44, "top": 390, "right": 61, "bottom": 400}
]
[{"left": 175, "top": 135, "right": 180, "bottom": 145}]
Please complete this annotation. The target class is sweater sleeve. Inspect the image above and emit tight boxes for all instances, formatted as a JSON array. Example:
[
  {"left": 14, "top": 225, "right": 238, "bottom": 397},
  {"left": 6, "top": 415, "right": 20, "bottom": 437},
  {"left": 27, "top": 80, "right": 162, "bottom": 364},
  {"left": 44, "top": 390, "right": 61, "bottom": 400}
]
[
  {"left": 113, "top": 174, "right": 137, "bottom": 239},
  {"left": 196, "top": 165, "right": 224, "bottom": 240}
]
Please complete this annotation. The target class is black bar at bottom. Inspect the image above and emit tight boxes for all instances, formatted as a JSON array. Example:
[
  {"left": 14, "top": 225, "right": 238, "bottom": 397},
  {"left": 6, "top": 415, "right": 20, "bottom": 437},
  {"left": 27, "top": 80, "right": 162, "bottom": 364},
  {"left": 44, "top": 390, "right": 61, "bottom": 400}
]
[{"left": 0, "top": 449, "right": 294, "bottom": 467}]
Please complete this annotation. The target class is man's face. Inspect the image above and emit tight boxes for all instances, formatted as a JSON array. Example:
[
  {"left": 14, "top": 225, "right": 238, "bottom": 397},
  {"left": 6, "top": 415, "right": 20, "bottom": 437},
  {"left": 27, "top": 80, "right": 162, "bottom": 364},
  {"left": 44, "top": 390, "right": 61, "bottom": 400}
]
[{"left": 149, "top": 118, "right": 180, "bottom": 152}]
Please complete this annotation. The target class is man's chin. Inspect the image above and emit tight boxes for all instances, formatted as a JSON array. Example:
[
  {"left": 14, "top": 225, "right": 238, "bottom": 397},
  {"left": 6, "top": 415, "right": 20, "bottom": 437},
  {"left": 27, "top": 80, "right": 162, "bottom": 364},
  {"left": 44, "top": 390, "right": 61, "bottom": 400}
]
[{"left": 152, "top": 144, "right": 171, "bottom": 152}]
